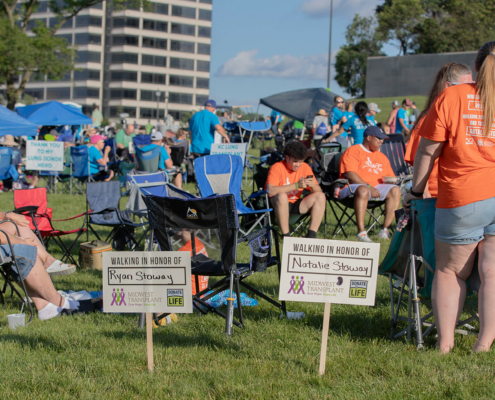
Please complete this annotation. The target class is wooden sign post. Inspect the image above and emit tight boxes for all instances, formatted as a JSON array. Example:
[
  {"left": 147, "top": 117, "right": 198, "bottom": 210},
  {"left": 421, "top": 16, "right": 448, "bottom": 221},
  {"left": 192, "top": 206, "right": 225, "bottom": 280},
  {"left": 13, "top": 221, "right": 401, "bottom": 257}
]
[
  {"left": 102, "top": 251, "right": 192, "bottom": 372},
  {"left": 279, "top": 237, "right": 380, "bottom": 376}
]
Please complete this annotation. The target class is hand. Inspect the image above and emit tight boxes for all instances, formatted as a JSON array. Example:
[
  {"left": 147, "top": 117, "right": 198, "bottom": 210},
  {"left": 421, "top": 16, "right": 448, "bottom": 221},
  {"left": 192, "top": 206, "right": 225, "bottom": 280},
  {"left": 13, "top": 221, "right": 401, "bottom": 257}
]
[
  {"left": 104, "top": 146, "right": 111, "bottom": 153},
  {"left": 8, "top": 212, "right": 29, "bottom": 227},
  {"left": 369, "top": 187, "right": 381, "bottom": 199},
  {"left": 304, "top": 177, "right": 316, "bottom": 188},
  {"left": 20, "top": 237, "right": 36, "bottom": 246},
  {"left": 403, "top": 192, "right": 422, "bottom": 211},
  {"left": 298, "top": 177, "right": 307, "bottom": 189}
]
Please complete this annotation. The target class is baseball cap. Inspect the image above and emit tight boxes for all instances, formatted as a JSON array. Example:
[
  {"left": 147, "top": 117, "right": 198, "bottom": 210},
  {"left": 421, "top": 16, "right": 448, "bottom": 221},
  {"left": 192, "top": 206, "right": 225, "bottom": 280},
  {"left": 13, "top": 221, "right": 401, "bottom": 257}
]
[
  {"left": 390, "top": 100, "right": 399, "bottom": 106},
  {"left": 205, "top": 99, "right": 217, "bottom": 108},
  {"left": 151, "top": 131, "right": 163, "bottom": 141},
  {"left": 368, "top": 103, "right": 381, "bottom": 113},
  {"left": 90, "top": 134, "right": 106, "bottom": 144},
  {"left": 403, "top": 98, "right": 413, "bottom": 106},
  {"left": 363, "top": 126, "right": 388, "bottom": 140}
]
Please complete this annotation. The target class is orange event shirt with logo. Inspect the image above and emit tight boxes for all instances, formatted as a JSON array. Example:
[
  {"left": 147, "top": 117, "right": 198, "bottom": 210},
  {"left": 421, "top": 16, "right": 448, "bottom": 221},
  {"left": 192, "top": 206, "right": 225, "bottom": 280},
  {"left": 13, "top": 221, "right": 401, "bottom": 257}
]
[
  {"left": 405, "top": 118, "right": 439, "bottom": 197},
  {"left": 339, "top": 144, "right": 395, "bottom": 186},
  {"left": 266, "top": 161, "right": 314, "bottom": 203},
  {"left": 419, "top": 83, "right": 495, "bottom": 209}
]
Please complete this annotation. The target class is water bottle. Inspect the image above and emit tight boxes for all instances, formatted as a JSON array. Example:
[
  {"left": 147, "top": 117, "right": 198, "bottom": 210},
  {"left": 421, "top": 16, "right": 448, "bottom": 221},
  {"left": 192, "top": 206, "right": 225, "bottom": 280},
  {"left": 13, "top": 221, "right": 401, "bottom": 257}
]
[{"left": 333, "top": 187, "right": 341, "bottom": 198}]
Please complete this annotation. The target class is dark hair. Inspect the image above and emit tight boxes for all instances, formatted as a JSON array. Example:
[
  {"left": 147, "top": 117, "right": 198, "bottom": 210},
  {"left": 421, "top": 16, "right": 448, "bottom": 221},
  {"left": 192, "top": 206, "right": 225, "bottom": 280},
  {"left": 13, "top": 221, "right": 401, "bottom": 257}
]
[
  {"left": 284, "top": 140, "right": 307, "bottom": 160},
  {"left": 475, "top": 41, "right": 495, "bottom": 137},
  {"left": 354, "top": 101, "right": 370, "bottom": 128}
]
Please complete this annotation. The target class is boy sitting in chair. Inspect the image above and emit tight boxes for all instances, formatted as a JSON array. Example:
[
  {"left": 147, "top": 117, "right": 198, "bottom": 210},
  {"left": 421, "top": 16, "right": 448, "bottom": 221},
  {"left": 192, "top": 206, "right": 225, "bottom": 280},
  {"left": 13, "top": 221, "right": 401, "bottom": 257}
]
[
  {"left": 338, "top": 126, "right": 401, "bottom": 243},
  {"left": 266, "top": 141, "right": 326, "bottom": 238}
]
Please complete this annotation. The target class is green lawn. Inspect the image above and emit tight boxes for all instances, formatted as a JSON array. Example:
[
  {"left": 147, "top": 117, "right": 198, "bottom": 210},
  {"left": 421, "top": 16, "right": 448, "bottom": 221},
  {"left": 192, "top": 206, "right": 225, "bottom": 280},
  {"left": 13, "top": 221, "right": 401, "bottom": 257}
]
[
  {"left": 362, "top": 96, "right": 428, "bottom": 124},
  {"left": 0, "top": 162, "right": 489, "bottom": 399}
]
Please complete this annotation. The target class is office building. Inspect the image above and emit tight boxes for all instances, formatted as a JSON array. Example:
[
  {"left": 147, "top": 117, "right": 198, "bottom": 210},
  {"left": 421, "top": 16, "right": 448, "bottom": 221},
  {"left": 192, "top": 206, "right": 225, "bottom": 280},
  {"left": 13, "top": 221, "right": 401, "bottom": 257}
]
[{"left": 11, "top": 0, "right": 212, "bottom": 124}]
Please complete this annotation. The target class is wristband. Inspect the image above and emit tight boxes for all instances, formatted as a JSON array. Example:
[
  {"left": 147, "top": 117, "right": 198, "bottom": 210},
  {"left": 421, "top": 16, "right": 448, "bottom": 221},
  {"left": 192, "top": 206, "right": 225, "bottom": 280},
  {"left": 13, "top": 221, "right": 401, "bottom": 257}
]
[
  {"left": 295, "top": 182, "right": 298, "bottom": 190},
  {"left": 409, "top": 189, "right": 423, "bottom": 197},
  {"left": 366, "top": 184, "right": 371, "bottom": 188},
  {"left": 5, "top": 212, "right": 10, "bottom": 221}
]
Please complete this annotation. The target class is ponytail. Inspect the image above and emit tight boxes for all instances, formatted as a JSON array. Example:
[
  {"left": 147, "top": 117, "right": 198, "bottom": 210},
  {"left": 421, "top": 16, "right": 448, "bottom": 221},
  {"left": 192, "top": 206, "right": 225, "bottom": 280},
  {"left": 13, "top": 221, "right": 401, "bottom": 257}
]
[
  {"left": 354, "top": 101, "right": 370, "bottom": 128},
  {"left": 475, "top": 41, "right": 495, "bottom": 137}
]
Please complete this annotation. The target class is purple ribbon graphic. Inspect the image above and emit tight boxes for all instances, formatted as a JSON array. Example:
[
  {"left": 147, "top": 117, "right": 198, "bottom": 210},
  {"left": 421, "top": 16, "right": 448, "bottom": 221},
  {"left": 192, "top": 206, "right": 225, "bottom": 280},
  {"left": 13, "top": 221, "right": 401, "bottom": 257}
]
[
  {"left": 287, "top": 276, "right": 296, "bottom": 294},
  {"left": 111, "top": 288, "right": 118, "bottom": 305},
  {"left": 297, "top": 277, "right": 305, "bottom": 294},
  {"left": 119, "top": 289, "right": 126, "bottom": 305}
]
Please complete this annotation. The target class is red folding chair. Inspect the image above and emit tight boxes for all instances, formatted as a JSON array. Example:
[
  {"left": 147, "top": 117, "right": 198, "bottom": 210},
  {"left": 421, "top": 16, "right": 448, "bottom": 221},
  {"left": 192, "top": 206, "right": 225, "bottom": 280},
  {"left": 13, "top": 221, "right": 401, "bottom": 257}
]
[{"left": 13, "top": 188, "right": 87, "bottom": 267}]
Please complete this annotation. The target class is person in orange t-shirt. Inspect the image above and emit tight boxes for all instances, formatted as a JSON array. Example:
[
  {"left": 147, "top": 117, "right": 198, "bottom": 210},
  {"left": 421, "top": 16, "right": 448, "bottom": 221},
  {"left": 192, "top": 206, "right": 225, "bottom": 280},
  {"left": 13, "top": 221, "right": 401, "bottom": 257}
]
[
  {"left": 176, "top": 229, "right": 209, "bottom": 295},
  {"left": 339, "top": 126, "right": 401, "bottom": 243},
  {"left": 266, "top": 140, "right": 325, "bottom": 238},
  {"left": 403, "top": 42, "right": 495, "bottom": 354},
  {"left": 404, "top": 62, "right": 473, "bottom": 198}
]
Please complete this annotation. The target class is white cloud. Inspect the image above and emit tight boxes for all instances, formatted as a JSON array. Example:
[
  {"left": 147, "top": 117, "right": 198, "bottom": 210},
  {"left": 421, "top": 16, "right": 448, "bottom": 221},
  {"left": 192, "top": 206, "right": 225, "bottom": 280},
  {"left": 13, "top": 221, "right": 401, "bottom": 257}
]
[
  {"left": 217, "top": 50, "right": 331, "bottom": 80},
  {"left": 300, "top": 0, "right": 382, "bottom": 18}
]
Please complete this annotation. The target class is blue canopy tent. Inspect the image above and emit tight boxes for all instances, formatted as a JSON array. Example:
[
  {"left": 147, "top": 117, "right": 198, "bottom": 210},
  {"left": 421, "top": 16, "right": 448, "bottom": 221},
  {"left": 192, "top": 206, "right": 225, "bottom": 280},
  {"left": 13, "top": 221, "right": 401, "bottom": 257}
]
[
  {"left": 16, "top": 101, "right": 92, "bottom": 126},
  {"left": 0, "top": 105, "right": 38, "bottom": 137}
]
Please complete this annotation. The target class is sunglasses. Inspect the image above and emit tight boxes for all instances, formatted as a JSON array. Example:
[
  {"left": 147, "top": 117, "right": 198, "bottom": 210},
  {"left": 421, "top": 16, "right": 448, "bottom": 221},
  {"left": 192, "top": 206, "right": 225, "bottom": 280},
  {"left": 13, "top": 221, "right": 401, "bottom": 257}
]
[{"left": 336, "top": 101, "right": 344, "bottom": 104}]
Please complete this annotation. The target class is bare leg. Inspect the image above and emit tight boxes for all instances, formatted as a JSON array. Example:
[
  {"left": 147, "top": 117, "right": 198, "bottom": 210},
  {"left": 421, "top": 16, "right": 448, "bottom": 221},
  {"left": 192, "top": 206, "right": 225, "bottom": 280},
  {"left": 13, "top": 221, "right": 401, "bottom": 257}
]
[
  {"left": 383, "top": 186, "right": 401, "bottom": 229},
  {"left": 0, "top": 221, "right": 52, "bottom": 264},
  {"left": 173, "top": 173, "right": 182, "bottom": 189},
  {"left": 271, "top": 193, "right": 290, "bottom": 235},
  {"left": 22, "top": 256, "right": 63, "bottom": 310},
  {"left": 299, "top": 192, "right": 326, "bottom": 232},
  {"left": 353, "top": 186, "right": 370, "bottom": 233},
  {"left": 473, "top": 235, "right": 495, "bottom": 352},
  {"left": 104, "top": 170, "right": 114, "bottom": 182},
  {"left": 432, "top": 240, "right": 477, "bottom": 353}
]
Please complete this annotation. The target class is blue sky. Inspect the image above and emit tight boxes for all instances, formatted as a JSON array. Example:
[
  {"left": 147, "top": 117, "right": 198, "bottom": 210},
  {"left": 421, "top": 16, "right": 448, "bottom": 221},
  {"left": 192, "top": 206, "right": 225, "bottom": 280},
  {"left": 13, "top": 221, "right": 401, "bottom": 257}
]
[{"left": 209, "top": 0, "right": 385, "bottom": 115}]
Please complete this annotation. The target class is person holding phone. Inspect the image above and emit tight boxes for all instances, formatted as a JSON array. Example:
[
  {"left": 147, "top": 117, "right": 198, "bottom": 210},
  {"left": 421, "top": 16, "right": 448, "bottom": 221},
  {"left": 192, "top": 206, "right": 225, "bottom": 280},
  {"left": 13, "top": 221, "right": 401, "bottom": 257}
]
[{"left": 266, "top": 141, "right": 325, "bottom": 238}]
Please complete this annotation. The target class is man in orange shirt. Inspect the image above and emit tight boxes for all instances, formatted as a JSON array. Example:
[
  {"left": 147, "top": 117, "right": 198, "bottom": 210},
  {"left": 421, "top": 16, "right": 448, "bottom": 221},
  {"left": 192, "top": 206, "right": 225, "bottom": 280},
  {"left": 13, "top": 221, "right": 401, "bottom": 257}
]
[
  {"left": 339, "top": 126, "right": 401, "bottom": 242},
  {"left": 266, "top": 141, "right": 326, "bottom": 238}
]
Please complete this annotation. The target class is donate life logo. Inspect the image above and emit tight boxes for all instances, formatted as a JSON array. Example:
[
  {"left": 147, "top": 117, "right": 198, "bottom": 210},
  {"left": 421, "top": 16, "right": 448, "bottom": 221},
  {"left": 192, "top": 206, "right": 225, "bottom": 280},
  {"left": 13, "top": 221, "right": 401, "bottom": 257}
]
[
  {"left": 287, "top": 276, "right": 305, "bottom": 295},
  {"left": 111, "top": 288, "right": 127, "bottom": 306}
]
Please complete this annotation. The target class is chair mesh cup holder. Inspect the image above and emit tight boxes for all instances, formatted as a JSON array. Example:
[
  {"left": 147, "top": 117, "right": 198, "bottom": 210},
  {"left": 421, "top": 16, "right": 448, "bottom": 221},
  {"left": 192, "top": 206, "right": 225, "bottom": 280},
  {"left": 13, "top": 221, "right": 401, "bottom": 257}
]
[{"left": 249, "top": 234, "right": 270, "bottom": 272}]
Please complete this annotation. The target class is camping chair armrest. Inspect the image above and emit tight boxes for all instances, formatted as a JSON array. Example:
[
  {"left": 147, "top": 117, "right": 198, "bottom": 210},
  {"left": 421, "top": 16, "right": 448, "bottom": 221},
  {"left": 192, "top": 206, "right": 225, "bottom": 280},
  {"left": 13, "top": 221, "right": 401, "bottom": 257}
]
[
  {"left": 52, "top": 212, "right": 88, "bottom": 222},
  {"left": 249, "top": 190, "right": 268, "bottom": 199},
  {"left": 247, "top": 154, "right": 270, "bottom": 162}
]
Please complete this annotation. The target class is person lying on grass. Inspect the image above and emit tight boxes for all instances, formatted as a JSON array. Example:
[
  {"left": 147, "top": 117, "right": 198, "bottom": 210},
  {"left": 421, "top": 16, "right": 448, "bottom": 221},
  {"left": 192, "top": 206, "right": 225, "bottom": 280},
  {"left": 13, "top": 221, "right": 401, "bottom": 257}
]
[{"left": 0, "top": 211, "right": 79, "bottom": 320}]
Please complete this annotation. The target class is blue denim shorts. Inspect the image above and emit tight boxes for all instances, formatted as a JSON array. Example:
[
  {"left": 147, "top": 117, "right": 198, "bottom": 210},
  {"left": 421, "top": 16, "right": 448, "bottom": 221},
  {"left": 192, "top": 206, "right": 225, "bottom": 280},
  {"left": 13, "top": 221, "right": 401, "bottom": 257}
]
[
  {"left": 0, "top": 244, "right": 37, "bottom": 282},
  {"left": 435, "top": 197, "right": 495, "bottom": 244}
]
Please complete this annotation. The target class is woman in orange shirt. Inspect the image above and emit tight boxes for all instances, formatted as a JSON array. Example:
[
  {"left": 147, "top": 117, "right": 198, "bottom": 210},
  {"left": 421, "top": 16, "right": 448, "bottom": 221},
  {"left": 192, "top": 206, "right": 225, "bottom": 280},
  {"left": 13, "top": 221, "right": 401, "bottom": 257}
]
[
  {"left": 404, "top": 42, "right": 495, "bottom": 353},
  {"left": 405, "top": 63, "right": 473, "bottom": 198}
]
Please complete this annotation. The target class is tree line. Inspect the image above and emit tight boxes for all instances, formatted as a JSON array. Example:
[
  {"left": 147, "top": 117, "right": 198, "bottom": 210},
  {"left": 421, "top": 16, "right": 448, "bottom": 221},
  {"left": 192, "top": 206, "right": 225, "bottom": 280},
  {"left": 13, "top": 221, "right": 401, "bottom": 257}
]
[{"left": 335, "top": 0, "right": 495, "bottom": 98}]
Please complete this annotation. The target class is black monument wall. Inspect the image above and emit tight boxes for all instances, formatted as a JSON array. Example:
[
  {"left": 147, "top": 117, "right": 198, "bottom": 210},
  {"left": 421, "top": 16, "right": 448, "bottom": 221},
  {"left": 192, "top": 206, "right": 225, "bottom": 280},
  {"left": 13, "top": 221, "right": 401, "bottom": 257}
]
[{"left": 366, "top": 51, "right": 477, "bottom": 98}]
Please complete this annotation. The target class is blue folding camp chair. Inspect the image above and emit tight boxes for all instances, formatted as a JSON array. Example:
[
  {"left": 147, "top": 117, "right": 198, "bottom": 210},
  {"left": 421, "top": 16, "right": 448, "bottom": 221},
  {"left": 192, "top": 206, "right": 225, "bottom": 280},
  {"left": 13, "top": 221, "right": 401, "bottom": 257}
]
[
  {"left": 86, "top": 181, "right": 147, "bottom": 250},
  {"left": 194, "top": 154, "right": 272, "bottom": 236},
  {"left": 125, "top": 171, "right": 170, "bottom": 218},
  {"left": 132, "top": 135, "right": 151, "bottom": 149},
  {"left": 134, "top": 145, "right": 161, "bottom": 173},
  {"left": 379, "top": 198, "right": 479, "bottom": 348},
  {"left": 0, "top": 148, "right": 19, "bottom": 183},
  {"left": 70, "top": 146, "right": 93, "bottom": 195}
]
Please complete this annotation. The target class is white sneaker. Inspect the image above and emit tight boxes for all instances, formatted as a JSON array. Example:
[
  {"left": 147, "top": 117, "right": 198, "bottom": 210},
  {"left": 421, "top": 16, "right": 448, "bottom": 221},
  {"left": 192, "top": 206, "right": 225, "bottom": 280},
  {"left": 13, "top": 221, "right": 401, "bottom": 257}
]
[
  {"left": 46, "top": 261, "right": 76, "bottom": 276},
  {"left": 357, "top": 232, "right": 373, "bottom": 243},
  {"left": 377, "top": 228, "right": 391, "bottom": 240}
]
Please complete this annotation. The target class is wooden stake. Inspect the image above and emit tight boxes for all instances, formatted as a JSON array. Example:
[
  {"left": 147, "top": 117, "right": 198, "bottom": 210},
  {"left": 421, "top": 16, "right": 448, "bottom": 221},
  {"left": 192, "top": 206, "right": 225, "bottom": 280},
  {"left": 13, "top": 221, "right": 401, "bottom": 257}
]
[
  {"left": 146, "top": 312, "right": 154, "bottom": 372},
  {"left": 319, "top": 303, "right": 332, "bottom": 376}
]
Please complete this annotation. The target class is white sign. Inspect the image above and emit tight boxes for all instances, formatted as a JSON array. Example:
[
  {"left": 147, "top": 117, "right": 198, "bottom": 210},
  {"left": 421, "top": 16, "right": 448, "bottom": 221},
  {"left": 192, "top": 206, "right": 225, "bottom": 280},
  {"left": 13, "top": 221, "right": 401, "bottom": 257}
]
[
  {"left": 26, "top": 140, "right": 64, "bottom": 171},
  {"left": 210, "top": 143, "right": 248, "bottom": 164},
  {"left": 102, "top": 251, "right": 192, "bottom": 313},
  {"left": 279, "top": 237, "right": 380, "bottom": 306}
]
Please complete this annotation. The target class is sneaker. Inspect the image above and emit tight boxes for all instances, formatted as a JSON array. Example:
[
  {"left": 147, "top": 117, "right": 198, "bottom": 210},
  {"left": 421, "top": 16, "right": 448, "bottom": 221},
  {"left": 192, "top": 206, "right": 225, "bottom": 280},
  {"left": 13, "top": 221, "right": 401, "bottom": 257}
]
[
  {"left": 152, "top": 313, "right": 178, "bottom": 328},
  {"left": 46, "top": 261, "right": 76, "bottom": 276},
  {"left": 357, "top": 232, "right": 373, "bottom": 243},
  {"left": 377, "top": 228, "right": 391, "bottom": 240}
]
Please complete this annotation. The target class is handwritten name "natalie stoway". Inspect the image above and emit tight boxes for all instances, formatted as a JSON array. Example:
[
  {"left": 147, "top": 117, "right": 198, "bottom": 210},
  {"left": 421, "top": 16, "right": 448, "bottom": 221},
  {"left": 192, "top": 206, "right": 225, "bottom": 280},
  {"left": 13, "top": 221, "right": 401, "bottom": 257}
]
[{"left": 332, "top": 261, "right": 368, "bottom": 275}]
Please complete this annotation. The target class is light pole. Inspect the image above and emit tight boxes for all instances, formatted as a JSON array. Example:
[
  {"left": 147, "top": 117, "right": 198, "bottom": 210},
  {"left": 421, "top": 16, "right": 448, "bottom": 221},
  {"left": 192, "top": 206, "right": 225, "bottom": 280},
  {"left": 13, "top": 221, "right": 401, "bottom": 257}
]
[
  {"left": 164, "top": 93, "right": 169, "bottom": 123},
  {"left": 155, "top": 88, "right": 161, "bottom": 122},
  {"left": 327, "top": 0, "right": 333, "bottom": 90}
]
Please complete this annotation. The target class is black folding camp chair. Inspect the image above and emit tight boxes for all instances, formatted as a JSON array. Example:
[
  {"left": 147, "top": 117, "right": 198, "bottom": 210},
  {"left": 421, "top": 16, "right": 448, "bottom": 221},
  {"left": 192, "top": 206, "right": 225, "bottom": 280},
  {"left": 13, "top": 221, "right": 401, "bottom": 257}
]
[
  {"left": 380, "top": 134, "right": 413, "bottom": 195},
  {"left": 145, "top": 193, "right": 286, "bottom": 334},
  {"left": 86, "top": 181, "right": 147, "bottom": 250},
  {"left": 0, "top": 221, "right": 34, "bottom": 323}
]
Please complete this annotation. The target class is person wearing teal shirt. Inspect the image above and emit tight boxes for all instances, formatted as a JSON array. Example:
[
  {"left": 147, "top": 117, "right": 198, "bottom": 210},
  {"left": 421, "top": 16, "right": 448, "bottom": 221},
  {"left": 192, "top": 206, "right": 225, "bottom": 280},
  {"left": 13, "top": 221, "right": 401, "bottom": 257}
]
[
  {"left": 395, "top": 99, "right": 412, "bottom": 135},
  {"left": 89, "top": 135, "right": 114, "bottom": 181},
  {"left": 324, "top": 101, "right": 375, "bottom": 146},
  {"left": 189, "top": 99, "right": 229, "bottom": 156},
  {"left": 329, "top": 96, "right": 346, "bottom": 128}
]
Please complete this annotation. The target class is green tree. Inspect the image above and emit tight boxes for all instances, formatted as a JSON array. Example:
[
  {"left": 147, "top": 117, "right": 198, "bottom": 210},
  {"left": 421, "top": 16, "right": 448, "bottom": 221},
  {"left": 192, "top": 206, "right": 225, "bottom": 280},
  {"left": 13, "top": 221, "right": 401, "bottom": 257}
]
[
  {"left": 376, "top": 0, "right": 424, "bottom": 55},
  {"left": 0, "top": 0, "right": 141, "bottom": 110},
  {"left": 334, "top": 15, "right": 384, "bottom": 98}
]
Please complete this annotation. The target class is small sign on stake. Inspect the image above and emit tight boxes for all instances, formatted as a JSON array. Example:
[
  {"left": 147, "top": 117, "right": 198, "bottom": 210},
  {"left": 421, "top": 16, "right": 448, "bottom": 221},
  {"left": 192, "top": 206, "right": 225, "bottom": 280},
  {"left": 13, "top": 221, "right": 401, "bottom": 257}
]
[
  {"left": 26, "top": 140, "right": 64, "bottom": 172},
  {"left": 102, "top": 251, "right": 192, "bottom": 372},
  {"left": 279, "top": 237, "right": 380, "bottom": 375},
  {"left": 210, "top": 143, "right": 248, "bottom": 164}
]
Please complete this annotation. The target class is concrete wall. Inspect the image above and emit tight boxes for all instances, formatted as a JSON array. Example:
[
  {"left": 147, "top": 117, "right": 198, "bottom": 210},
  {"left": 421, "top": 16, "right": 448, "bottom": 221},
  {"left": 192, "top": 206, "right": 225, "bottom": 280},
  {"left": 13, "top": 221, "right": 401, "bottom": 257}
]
[{"left": 366, "top": 51, "right": 477, "bottom": 98}]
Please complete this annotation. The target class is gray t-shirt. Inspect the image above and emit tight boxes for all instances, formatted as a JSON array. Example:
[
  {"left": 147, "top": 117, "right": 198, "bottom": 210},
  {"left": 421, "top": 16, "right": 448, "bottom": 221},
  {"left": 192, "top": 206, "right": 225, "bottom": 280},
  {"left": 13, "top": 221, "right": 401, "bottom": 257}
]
[{"left": 313, "top": 115, "right": 329, "bottom": 139}]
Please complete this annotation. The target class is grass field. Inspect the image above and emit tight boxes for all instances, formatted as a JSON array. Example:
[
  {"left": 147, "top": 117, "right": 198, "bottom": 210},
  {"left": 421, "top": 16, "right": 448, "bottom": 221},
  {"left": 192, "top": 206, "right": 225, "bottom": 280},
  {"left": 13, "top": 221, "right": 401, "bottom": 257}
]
[
  {"left": 362, "top": 96, "right": 428, "bottom": 124},
  {"left": 0, "top": 150, "right": 489, "bottom": 399}
]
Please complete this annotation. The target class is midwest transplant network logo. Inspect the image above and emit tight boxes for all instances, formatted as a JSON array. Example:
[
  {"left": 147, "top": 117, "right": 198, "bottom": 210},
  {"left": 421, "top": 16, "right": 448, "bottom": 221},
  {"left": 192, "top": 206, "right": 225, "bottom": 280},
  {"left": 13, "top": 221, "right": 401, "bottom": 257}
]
[
  {"left": 287, "top": 275, "right": 305, "bottom": 294},
  {"left": 110, "top": 288, "right": 127, "bottom": 306}
]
